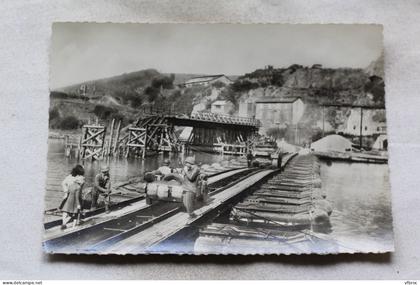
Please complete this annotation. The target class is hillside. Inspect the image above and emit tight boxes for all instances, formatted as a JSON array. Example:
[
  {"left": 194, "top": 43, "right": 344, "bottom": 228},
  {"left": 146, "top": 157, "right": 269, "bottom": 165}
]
[
  {"left": 229, "top": 64, "right": 385, "bottom": 107},
  {"left": 49, "top": 59, "right": 385, "bottom": 141},
  {"left": 49, "top": 69, "right": 215, "bottom": 130},
  {"left": 184, "top": 59, "right": 385, "bottom": 144}
]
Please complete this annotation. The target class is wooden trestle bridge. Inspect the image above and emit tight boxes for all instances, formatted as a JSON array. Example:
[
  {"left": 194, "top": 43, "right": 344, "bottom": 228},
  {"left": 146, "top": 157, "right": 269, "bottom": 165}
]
[{"left": 71, "top": 111, "right": 260, "bottom": 160}]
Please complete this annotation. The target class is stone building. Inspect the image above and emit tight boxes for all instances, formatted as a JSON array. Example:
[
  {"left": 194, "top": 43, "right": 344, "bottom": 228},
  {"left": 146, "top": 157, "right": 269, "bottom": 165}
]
[
  {"left": 238, "top": 98, "right": 256, "bottom": 118},
  {"left": 254, "top": 97, "right": 305, "bottom": 132},
  {"left": 342, "top": 109, "right": 386, "bottom": 136}
]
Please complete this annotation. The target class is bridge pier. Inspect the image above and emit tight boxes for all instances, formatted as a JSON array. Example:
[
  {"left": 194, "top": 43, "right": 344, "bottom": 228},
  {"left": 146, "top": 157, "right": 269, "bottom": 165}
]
[
  {"left": 79, "top": 124, "right": 106, "bottom": 160},
  {"left": 123, "top": 112, "right": 260, "bottom": 157}
]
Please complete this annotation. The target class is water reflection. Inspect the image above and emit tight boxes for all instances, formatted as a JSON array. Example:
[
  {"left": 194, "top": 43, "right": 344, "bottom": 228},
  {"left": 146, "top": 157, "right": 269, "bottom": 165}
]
[
  {"left": 320, "top": 160, "right": 394, "bottom": 251},
  {"left": 45, "top": 139, "right": 394, "bottom": 252},
  {"left": 45, "top": 139, "right": 229, "bottom": 209}
]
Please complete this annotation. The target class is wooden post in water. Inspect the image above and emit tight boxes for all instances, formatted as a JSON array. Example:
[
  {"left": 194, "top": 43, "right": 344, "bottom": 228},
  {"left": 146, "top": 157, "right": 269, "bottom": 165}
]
[
  {"left": 107, "top": 118, "right": 115, "bottom": 157},
  {"left": 113, "top": 120, "right": 121, "bottom": 155},
  {"left": 142, "top": 126, "right": 148, "bottom": 159},
  {"left": 77, "top": 135, "right": 82, "bottom": 159},
  {"left": 64, "top": 135, "right": 71, "bottom": 157},
  {"left": 102, "top": 141, "right": 108, "bottom": 158}
]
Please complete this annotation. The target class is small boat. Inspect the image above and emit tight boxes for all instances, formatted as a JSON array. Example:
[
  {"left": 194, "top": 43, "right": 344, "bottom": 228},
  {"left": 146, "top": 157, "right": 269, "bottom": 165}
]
[{"left": 313, "top": 150, "right": 388, "bottom": 164}]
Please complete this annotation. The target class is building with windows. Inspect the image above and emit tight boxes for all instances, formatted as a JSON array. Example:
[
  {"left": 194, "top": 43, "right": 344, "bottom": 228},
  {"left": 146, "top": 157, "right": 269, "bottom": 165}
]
[
  {"left": 254, "top": 97, "right": 305, "bottom": 132},
  {"left": 343, "top": 109, "right": 387, "bottom": 136},
  {"left": 182, "top": 75, "right": 233, "bottom": 88},
  {"left": 238, "top": 98, "right": 256, "bottom": 118},
  {"left": 210, "top": 100, "right": 234, "bottom": 115}
]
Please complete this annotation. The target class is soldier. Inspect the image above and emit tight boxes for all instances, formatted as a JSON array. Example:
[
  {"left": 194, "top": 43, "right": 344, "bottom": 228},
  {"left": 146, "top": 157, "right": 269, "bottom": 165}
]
[
  {"left": 157, "top": 159, "right": 173, "bottom": 176},
  {"left": 277, "top": 151, "right": 283, "bottom": 172},
  {"left": 246, "top": 149, "right": 254, "bottom": 167},
  {"left": 91, "top": 165, "right": 111, "bottom": 212},
  {"left": 182, "top": 156, "right": 200, "bottom": 218}
]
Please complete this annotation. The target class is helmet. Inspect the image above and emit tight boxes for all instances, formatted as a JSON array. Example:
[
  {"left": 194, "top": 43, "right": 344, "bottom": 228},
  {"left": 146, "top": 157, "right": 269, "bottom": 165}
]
[
  {"left": 184, "top": 156, "right": 195, "bottom": 165},
  {"left": 163, "top": 159, "right": 170, "bottom": 166}
]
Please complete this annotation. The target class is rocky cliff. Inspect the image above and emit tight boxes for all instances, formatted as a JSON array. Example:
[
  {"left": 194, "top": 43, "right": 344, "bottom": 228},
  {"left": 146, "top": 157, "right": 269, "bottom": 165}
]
[{"left": 188, "top": 60, "right": 385, "bottom": 143}]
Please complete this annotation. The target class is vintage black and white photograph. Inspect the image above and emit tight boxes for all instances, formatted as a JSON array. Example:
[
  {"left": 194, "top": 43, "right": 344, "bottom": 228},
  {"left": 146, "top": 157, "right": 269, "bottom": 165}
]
[{"left": 43, "top": 23, "right": 393, "bottom": 255}]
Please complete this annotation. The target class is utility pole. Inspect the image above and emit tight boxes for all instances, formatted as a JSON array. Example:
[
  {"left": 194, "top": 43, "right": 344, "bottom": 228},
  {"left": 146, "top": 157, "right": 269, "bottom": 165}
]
[
  {"left": 359, "top": 107, "right": 363, "bottom": 150},
  {"left": 322, "top": 105, "right": 325, "bottom": 137}
]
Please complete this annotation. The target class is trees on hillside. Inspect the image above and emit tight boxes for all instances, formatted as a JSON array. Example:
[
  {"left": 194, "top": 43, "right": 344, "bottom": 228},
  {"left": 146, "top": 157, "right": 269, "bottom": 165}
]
[{"left": 151, "top": 74, "right": 175, "bottom": 89}]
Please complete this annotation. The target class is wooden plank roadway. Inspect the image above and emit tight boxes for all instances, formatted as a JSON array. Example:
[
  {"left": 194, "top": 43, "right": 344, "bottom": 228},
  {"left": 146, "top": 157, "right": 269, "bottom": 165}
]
[
  {"left": 207, "top": 168, "right": 248, "bottom": 184},
  {"left": 43, "top": 167, "right": 252, "bottom": 243},
  {"left": 43, "top": 199, "right": 150, "bottom": 242},
  {"left": 103, "top": 169, "right": 276, "bottom": 254}
]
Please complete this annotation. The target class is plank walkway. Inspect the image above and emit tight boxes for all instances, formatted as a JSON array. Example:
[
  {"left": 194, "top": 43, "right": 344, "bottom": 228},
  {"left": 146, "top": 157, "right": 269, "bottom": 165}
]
[
  {"left": 43, "top": 167, "right": 254, "bottom": 245},
  {"left": 104, "top": 169, "right": 276, "bottom": 254}
]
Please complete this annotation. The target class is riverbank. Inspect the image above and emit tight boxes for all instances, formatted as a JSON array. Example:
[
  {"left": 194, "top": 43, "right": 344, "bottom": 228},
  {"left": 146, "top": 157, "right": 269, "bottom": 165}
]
[{"left": 48, "top": 129, "right": 82, "bottom": 140}]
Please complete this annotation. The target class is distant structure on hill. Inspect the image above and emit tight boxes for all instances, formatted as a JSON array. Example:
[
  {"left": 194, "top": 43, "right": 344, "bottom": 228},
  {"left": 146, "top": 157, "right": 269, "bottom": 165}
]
[
  {"left": 181, "top": 74, "right": 233, "bottom": 88},
  {"left": 77, "top": 84, "right": 96, "bottom": 97},
  {"left": 211, "top": 100, "right": 234, "bottom": 115},
  {"left": 79, "top": 84, "right": 88, "bottom": 96},
  {"left": 254, "top": 97, "right": 305, "bottom": 133},
  {"left": 341, "top": 109, "right": 387, "bottom": 136}
]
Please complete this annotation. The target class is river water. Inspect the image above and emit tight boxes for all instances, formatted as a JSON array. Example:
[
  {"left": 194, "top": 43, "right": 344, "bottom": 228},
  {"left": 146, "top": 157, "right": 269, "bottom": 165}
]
[
  {"left": 320, "top": 160, "right": 394, "bottom": 252},
  {"left": 45, "top": 139, "right": 227, "bottom": 210},
  {"left": 45, "top": 139, "right": 394, "bottom": 252}
]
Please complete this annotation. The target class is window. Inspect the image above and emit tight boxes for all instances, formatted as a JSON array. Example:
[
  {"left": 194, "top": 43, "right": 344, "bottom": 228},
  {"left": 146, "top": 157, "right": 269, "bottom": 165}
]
[
  {"left": 377, "top": 127, "right": 380, "bottom": 131},
  {"left": 353, "top": 126, "right": 356, "bottom": 130},
  {"left": 365, "top": 126, "right": 368, "bottom": 131}
]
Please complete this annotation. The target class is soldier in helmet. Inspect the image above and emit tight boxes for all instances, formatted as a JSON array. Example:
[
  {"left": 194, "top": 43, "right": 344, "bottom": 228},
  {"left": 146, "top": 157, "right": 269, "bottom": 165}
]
[
  {"left": 182, "top": 156, "right": 200, "bottom": 218},
  {"left": 91, "top": 165, "right": 111, "bottom": 212},
  {"left": 157, "top": 159, "right": 173, "bottom": 177}
]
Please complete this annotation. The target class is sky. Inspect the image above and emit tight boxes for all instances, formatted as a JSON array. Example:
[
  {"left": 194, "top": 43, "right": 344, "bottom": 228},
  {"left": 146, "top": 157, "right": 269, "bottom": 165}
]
[{"left": 50, "top": 23, "right": 383, "bottom": 89}]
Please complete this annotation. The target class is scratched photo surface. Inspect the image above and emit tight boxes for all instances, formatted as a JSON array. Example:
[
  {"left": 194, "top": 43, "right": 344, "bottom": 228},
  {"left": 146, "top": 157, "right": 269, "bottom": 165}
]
[{"left": 43, "top": 23, "right": 393, "bottom": 255}]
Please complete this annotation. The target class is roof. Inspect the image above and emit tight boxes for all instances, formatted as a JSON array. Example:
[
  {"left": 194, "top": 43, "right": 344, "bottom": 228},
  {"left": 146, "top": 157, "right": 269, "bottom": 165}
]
[
  {"left": 211, "top": 100, "right": 233, "bottom": 106},
  {"left": 185, "top": 74, "right": 231, "bottom": 84},
  {"left": 255, "top": 97, "right": 301, "bottom": 104}
]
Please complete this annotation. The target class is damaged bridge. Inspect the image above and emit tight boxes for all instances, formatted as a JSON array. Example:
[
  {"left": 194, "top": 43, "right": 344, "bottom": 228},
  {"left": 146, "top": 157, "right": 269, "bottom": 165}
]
[{"left": 124, "top": 112, "right": 260, "bottom": 157}]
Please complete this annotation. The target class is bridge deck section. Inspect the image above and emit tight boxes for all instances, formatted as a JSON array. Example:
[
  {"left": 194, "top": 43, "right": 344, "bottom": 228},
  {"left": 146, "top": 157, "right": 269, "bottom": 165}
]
[{"left": 104, "top": 169, "right": 276, "bottom": 254}]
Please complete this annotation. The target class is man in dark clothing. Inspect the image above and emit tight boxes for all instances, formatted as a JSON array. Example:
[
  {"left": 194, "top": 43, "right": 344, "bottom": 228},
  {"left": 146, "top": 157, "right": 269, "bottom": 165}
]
[
  {"left": 277, "top": 152, "right": 283, "bottom": 172},
  {"left": 182, "top": 156, "right": 200, "bottom": 218},
  {"left": 246, "top": 150, "right": 253, "bottom": 168},
  {"left": 91, "top": 165, "right": 111, "bottom": 212}
]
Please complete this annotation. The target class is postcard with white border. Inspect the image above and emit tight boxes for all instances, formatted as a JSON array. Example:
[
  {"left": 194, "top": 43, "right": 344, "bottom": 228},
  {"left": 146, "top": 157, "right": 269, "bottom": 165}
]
[{"left": 43, "top": 23, "right": 393, "bottom": 255}]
